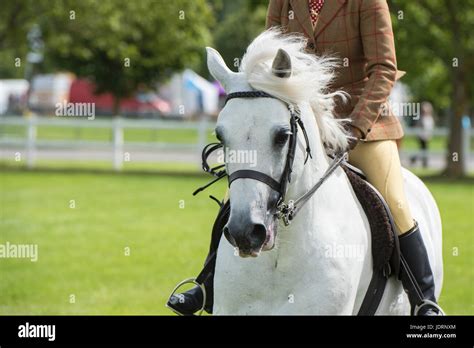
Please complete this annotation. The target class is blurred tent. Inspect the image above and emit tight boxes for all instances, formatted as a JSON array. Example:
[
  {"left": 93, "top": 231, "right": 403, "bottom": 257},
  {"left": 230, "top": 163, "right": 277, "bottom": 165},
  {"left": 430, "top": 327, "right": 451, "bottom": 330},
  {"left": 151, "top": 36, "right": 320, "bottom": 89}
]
[
  {"left": 26, "top": 73, "right": 170, "bottom": 117},
  {"left": 159, "top": 69, "right": 219, "bottom": 118},
  {"left": 0, "top": 79, "right": 29, "bottom": 115},
  {"left": 69, "top": 79, "right": 171, "bottom": 117},
  {"left": 28, "top": 73, "right": 74, "bottom": 113}
]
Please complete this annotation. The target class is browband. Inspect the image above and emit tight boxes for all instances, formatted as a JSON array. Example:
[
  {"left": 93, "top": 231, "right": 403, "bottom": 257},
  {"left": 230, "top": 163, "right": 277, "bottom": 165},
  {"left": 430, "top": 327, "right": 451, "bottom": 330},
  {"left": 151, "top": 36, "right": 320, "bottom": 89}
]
[{"left": 225, "top": 91, "right": 276, "bottom": 104}]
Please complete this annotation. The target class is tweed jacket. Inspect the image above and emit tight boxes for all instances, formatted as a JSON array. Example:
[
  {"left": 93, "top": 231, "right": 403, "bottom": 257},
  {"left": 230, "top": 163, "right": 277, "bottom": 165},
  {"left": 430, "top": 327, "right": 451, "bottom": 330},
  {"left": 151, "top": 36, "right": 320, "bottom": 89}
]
[{"left": 266, "top": 0, "right": 404, "bottom": 140}]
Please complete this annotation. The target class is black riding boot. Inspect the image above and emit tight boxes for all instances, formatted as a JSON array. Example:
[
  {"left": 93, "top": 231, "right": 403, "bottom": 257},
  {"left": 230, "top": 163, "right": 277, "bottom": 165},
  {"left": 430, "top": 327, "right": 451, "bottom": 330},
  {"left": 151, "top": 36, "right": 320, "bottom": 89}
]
[
  {"left": 399, "top": 222, "right": 444, "bottom": 315},
  {"left": 166, "top": 201, "right": 229, "bottom": 315},
  {"left": 166, "top": 271, "right": 214, "bottom": 315}
]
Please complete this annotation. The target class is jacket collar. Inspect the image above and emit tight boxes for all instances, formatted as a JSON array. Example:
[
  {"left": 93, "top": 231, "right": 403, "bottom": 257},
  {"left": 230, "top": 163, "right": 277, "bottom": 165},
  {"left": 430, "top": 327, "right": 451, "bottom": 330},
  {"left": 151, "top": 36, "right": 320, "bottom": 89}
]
[
  {"left": 289, "top": 0, "right": 314, "bottom": 38},
  {"left": 290, "top": 0, "right": 347, "bottom": 40}
]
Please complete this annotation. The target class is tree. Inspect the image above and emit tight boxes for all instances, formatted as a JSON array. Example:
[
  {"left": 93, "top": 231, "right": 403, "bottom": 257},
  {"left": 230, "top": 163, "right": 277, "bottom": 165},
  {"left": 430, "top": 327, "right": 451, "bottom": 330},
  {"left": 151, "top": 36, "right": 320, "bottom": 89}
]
[
  {"left": 389, "top": 0, "right": 474, "bottom": 178},
  {"left": 0, "top": 0, "right": 51, "bottom": 78},
  {"left": 38, "top": 0, "right": 213, "bottom": 115},
  {"left": 213, "top": 0, "right": 267, "bottom": 73}
]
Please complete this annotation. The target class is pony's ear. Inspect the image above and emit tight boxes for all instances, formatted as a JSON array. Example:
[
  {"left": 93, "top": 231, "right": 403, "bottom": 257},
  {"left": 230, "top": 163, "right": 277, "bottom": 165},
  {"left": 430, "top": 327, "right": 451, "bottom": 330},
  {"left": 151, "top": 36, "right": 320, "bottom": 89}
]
[
  {"left": 206, "top": 47, "right": 234, "bottom": 92},
  {"left": 272, "top": 48, "right": 292, "bottom": 78}
]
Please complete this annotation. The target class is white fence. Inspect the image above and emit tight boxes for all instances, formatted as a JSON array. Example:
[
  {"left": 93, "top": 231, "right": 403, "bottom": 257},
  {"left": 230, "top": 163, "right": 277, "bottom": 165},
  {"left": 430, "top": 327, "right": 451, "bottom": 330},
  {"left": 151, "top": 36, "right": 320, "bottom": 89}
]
[
  {"left": 0, "top": 115, "right": 213, "bottom": 170},
  {"left": 0, "top": 115, "right": 471, "bottom": 171}
]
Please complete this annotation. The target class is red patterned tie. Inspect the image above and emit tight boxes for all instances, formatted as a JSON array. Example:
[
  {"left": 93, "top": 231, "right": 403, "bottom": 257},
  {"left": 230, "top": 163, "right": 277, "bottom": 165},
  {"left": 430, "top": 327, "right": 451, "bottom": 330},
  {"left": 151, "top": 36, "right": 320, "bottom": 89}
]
[{"left": 309, "top": 0, "right": 325, "bottom": 26}]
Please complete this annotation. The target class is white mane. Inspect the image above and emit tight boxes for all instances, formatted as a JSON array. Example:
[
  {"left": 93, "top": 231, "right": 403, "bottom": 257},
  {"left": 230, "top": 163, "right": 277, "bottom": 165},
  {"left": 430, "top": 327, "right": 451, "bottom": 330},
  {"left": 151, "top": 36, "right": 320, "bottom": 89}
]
[{"left": 239, "top": 28, "right": 349, "bottom": 153}]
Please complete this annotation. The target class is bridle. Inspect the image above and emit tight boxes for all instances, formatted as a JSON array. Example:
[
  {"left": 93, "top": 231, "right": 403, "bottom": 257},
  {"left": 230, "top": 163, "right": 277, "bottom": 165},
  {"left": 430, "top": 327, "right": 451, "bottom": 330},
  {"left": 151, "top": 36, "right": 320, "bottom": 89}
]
[{"left": 194, "top": 90, "right": 347, "bottom": 226}]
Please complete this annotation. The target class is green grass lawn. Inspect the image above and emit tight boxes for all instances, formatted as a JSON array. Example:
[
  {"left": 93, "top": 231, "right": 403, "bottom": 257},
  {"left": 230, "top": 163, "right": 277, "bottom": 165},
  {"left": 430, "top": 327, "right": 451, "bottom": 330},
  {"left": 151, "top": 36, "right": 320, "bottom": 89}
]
[
  {"left": 424, "top": 177, "right": 474, "bottom": 314},
  {"left": 0, "top": 169, "right": 225, "bottom": 314},
  {"left": 0, "top": 168, "right": 472, "bottom": 314}
]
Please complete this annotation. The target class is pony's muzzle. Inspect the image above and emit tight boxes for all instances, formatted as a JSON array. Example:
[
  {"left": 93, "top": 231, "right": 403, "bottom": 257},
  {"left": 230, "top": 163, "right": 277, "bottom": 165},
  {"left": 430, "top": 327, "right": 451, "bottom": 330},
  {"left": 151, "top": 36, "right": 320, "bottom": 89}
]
[{"left": 223, "top": 220, "right": 267, "bottom": 257}]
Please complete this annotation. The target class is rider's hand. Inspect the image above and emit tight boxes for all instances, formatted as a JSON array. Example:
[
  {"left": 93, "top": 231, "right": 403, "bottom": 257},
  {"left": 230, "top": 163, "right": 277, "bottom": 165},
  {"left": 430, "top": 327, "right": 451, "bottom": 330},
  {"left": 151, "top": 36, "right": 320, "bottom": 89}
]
[{"left": 347, "top": 125, "right": 364, "bottom": 150}]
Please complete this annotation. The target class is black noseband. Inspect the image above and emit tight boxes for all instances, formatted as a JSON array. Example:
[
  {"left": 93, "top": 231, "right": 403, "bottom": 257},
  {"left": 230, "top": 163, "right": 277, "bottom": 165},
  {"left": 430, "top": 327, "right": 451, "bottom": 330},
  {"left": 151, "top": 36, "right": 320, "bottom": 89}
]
[{"left": 228, "top": 170, "right": 282, "bottom": 193}]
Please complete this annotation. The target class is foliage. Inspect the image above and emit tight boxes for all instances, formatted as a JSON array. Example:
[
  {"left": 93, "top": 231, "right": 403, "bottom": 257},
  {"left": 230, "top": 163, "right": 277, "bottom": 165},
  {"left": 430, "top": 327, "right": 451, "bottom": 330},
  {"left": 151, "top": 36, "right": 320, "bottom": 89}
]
[
  {"left": 0, "top": 0, "right": 50, "bottom": 78},
  {"left": 389, "top": 0, "right": 474, "bottom": 177},
  {"left": 213, "top": 4, "right": 267, "bottom": 73},
  {"left": 390, "top": 0, "right": 474, "bottom": 112},
  {"left": 41, "top": 0, "right": 213, "bottom": 111},
  {"left": 0, "top": 0, "right": 214, "bottom": 113}
]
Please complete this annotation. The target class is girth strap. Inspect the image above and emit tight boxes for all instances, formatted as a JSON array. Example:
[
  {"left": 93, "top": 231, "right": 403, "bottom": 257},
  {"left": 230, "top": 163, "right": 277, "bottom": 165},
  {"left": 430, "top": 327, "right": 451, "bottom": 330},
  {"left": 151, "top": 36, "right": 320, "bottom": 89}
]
[{"left": 228, "top": 170, "right": 282, "bottom": 194}]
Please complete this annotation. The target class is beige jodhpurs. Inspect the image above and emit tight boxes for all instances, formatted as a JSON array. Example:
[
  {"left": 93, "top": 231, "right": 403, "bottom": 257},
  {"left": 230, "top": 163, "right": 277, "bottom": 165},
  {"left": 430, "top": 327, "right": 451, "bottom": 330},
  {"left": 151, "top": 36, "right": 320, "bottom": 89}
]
[{"left": 349, "top": 140, "right": 415, "bottom": 235}]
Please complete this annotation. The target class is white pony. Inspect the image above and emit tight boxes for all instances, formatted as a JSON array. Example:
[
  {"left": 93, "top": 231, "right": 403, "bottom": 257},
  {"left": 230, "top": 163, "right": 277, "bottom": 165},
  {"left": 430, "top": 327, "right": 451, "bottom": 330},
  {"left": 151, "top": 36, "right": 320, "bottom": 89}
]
[{"left": 208, "top": 29, "right": 443, "bottom": 315}]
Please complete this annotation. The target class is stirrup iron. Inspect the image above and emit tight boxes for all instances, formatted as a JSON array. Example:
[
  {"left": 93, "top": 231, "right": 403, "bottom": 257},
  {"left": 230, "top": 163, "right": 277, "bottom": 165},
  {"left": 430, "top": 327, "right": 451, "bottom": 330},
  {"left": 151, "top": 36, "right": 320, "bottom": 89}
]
[
  {"left": 414, "top": 299, "right": 445, "bottom": 316},
  {"left": 166, "top": 278, "right": 207, "bottom": 316}
]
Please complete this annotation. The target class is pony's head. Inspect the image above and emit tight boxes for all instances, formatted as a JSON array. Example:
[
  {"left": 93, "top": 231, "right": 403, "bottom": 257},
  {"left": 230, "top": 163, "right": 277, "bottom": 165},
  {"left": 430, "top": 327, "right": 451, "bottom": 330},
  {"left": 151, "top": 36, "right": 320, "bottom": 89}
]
[{"left": 207, "top": 29, "right": 348, "bottom": 257}]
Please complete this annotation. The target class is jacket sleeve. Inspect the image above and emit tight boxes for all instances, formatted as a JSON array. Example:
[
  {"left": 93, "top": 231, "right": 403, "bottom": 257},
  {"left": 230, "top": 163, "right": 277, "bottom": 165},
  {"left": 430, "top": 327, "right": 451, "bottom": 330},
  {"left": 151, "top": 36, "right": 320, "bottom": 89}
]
[
  {"left": 266, "top": 0, "right": 282, "bottom": 28},
  {"left": 350, "top": 0, "right": 398, "bottom": 138}
]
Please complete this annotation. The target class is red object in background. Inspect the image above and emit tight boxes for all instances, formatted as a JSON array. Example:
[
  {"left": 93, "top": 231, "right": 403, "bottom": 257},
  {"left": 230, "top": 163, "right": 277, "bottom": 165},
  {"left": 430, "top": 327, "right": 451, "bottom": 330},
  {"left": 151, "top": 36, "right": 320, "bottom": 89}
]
[{"left": 69, "top": 79, "right": 170, "bottom": 116}]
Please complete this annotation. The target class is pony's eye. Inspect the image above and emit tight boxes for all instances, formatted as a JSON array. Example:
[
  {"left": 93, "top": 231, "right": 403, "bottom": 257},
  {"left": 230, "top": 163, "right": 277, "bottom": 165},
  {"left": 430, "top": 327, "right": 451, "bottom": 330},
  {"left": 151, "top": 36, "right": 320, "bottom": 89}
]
[{"left": 274, "top": 129, "right": 291, "bottom": 146}]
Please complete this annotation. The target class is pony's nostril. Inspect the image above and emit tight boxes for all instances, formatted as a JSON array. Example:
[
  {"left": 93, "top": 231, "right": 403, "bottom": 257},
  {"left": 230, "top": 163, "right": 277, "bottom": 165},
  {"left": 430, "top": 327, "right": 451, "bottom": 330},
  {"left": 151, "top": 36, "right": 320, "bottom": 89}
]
[
  {"left": 252, "top": 223, "right": 267, "bottom": 247},
  {"left": 223, "top": 226, "right": 237, "bottom": 246},
  {"left": 224, "top": 221, "right": 267, "bottom": 252}
]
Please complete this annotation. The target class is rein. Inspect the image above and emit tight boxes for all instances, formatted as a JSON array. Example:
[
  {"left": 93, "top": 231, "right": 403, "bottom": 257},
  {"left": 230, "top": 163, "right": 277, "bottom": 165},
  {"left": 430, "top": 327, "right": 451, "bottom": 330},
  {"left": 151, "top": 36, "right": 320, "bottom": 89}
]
[
  {"left": 194, "top": 90, "right": 347, "bottom": 226},
  {"left": 276, "top": 151, "right": 347, "bottom": 225}
]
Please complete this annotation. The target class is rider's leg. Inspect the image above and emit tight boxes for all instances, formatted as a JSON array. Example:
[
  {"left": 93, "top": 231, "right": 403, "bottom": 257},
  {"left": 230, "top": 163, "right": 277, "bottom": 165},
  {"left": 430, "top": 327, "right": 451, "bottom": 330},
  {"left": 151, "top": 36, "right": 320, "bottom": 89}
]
[
  {"left": 348, "top": 140, "right": 443, "bottom": 315},
  {"left": 349, "top": 140, "right": 413, "bottom": 233},
  {"left": 167, "top": 192, "right": 229, "bottom": 315}
]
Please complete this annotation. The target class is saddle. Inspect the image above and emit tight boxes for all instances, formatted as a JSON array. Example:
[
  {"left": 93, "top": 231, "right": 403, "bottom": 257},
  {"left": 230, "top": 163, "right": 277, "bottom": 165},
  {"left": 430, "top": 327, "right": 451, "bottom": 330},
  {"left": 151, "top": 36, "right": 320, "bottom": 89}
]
[{"left": 342, "top": 162, "right": 401, "bottom": 315}]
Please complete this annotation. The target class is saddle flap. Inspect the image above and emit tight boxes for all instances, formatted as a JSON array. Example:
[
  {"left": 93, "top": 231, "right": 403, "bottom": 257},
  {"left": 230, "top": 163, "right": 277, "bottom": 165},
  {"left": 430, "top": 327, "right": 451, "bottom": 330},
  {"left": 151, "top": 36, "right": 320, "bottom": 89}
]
[{"left": 342, "top": 165, "right": 400, "bottom": 277}]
